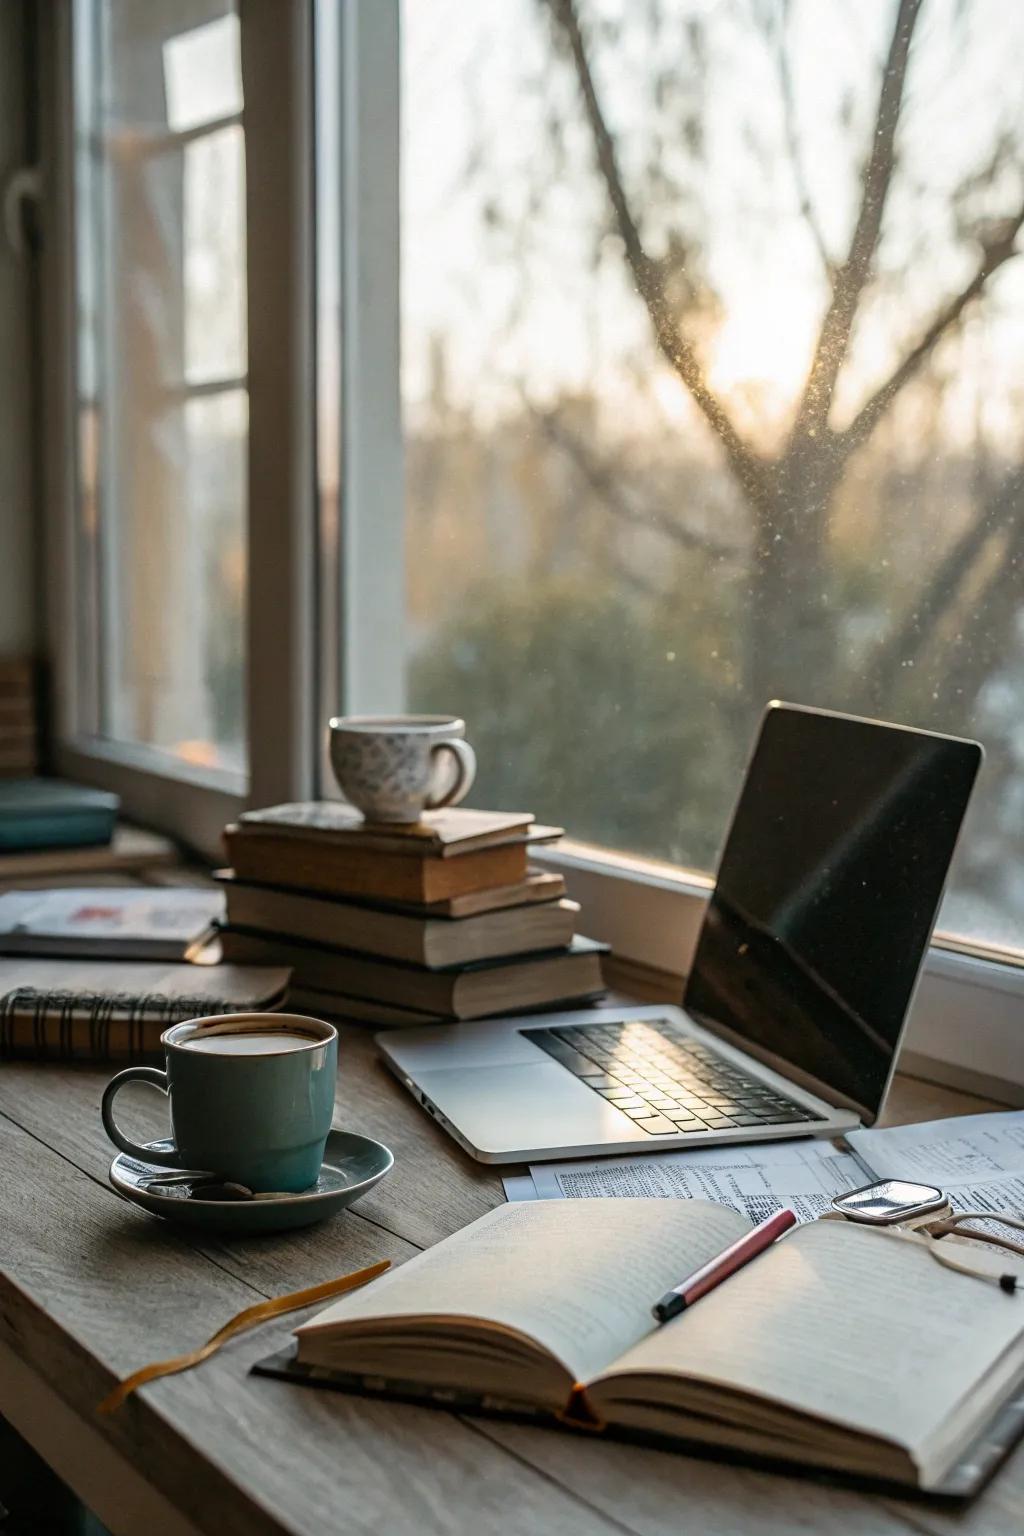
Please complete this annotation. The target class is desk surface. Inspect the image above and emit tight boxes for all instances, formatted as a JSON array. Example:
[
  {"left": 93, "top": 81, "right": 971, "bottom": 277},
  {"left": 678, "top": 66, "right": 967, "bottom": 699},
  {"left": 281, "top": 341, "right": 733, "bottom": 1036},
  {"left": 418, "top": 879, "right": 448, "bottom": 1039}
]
[{"left": 2, "top": 1030, "right": 1022, "bottom": 1536}]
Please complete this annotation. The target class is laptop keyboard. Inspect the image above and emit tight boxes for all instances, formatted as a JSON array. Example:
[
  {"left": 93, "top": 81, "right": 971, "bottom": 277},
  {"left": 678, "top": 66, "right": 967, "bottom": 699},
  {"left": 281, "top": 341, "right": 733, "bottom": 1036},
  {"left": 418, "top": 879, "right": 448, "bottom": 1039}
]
[{"left": 527, "top": 1018, "right": 825, "bottom": 1136}]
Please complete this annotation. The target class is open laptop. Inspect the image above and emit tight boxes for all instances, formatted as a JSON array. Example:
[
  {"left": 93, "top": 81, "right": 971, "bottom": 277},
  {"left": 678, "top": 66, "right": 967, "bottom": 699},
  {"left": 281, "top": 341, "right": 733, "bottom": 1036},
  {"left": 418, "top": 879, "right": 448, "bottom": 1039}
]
[{"left": 376, "top": 703, "right": 982, "bottom": 1164}]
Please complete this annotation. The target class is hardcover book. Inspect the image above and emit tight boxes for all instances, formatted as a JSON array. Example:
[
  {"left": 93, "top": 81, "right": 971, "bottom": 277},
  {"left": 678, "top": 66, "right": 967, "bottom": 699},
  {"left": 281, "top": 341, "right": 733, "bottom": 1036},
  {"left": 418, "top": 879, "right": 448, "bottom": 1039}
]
[
  {"left": 221, "top": 878, "right": 578, "bottom": 968},
  {"left": 236, "top": 802, "right": 562, "bottom": 857},
  {"left": 223, "top": 826, "right": 533, "bottom": 904},
  {"left": 218, "top": 930, "right": 607, "bottom": 1020}
]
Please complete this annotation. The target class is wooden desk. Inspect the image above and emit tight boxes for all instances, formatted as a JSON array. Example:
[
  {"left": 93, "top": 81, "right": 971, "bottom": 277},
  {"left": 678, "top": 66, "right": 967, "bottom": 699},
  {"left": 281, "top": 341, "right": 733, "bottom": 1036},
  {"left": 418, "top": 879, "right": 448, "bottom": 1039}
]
[{"left": 1, "top": 1031, "right": 1022, "bottom": 1536}]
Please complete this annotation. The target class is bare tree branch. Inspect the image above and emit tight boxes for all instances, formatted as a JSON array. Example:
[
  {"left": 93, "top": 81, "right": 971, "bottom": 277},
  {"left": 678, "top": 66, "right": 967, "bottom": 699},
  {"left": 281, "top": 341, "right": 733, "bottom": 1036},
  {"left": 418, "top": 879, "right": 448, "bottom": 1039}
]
[
  {"left": 775, "top": 0, "right": 834, "bottom": 283},
  {"left": 532, "top": 404, "right": 741, "bottom": 561},
  {"left": 545, "top": 0, "right": 769, "bottom": 509},
  {"left": 868, "top": 464, "right": 1024, "bottom": 697},
  {"left": 790, "top": 0, "right": 924, "bottom": 443},
  {"left": 834, "top": 200, "right": 1024, "bottom": 456}
]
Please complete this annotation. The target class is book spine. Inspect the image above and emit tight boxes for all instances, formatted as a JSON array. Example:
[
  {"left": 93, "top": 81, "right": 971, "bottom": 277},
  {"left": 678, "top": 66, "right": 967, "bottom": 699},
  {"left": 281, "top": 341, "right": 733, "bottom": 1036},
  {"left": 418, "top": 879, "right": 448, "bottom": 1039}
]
[{"left": 0, "top": 988, "right": 252, "bottom": 1062}]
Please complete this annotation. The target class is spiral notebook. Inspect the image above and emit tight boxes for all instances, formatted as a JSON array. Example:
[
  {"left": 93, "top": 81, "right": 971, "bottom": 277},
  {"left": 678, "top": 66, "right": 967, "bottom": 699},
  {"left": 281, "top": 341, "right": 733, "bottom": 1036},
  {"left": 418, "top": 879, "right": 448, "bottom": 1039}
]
[{"left": 0, "top": 958, "right": 291, "bottom": 1061}]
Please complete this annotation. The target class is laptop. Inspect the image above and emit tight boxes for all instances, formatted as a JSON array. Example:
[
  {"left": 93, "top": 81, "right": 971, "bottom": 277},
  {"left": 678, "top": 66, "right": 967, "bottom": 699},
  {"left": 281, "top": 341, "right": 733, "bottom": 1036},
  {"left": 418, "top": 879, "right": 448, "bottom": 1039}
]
[{"left": 376, "top": 703, "right": 982, "bottom": 1164}]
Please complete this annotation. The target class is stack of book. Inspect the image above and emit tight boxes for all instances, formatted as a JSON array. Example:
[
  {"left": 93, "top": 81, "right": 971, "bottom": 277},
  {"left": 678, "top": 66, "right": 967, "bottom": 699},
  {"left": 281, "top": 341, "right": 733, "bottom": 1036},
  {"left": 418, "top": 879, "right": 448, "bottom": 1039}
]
[{"left": 217, "top": 803, "right": 607, "bottom": 1025}]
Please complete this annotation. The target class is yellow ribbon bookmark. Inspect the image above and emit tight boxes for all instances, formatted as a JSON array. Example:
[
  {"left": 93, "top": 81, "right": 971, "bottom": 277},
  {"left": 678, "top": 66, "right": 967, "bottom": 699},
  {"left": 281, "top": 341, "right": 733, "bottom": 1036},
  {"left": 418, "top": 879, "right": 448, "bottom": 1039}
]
[{"left": 97, "top": 1258, "right": 390, "bottom": 1415}]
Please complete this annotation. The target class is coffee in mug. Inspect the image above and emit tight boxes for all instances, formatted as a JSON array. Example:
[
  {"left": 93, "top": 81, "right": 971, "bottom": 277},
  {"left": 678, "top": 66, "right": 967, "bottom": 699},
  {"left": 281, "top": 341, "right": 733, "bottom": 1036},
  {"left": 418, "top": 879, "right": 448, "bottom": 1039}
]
[
  {"left": 180, "top": 1031, "right": 314, "bottom": 1056},
  {"left": 100, "top": 1013, "right": 338, "bottom": 1192},
  {"left": 328, "top": 714, "right": 477, "bottom": 823}
]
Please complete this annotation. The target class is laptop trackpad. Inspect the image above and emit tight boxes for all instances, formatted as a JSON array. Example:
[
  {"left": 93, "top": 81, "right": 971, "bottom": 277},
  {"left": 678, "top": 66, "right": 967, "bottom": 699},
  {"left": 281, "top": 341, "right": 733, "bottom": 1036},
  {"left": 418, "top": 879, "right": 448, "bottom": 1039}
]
[{"left": 413, "top": 1062, "right": 631, "bottom": 1159}]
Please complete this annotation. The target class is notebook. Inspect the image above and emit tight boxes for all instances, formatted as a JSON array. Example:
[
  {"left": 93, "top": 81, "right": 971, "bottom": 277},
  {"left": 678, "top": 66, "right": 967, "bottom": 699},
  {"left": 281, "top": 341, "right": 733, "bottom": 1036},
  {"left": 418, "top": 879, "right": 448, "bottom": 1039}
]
[
  {"left": 255, "top": 1198, "right": 1024, "bottom": 1497},
  {"left": 0, "top": 887, "right": 224, "bottom": 961},
  {"left": 0, "top": 958, "right": 291, "bottom": 1060}
]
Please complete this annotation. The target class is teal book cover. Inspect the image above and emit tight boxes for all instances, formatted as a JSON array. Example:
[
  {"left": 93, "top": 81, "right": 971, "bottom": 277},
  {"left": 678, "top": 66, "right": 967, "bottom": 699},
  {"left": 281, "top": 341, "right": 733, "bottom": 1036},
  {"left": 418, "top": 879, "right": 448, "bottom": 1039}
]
[{"left": 0, "top": 778, "right": 120, "bottom": 851}]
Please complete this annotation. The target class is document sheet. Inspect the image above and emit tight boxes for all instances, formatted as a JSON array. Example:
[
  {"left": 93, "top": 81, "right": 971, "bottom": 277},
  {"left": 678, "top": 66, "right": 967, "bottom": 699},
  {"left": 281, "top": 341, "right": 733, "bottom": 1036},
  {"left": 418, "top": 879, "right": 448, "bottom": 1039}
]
[
  {"left": 504, "top": 1138, "right": 866, "bottom": 1222},
  {"left": 848, "top": 1111, "right": 1024, "bottom": 1216},
  {"left": 502, "top": 1113, "right": 1024, "bottom": 1226}
]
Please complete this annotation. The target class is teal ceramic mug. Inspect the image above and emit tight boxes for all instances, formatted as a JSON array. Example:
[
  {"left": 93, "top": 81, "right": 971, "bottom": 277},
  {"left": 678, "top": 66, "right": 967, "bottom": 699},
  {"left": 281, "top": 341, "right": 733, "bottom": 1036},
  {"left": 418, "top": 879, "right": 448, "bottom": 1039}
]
[{"left": 100, "top": 1013, "right": 338, "bottom": 1193}]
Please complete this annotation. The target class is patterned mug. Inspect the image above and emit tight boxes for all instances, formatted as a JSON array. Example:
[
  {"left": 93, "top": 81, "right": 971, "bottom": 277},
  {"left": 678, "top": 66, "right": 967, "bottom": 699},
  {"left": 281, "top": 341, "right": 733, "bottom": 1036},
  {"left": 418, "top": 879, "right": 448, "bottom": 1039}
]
[{"left": 328, "top": 715, "right": 477, "bottom": 823}]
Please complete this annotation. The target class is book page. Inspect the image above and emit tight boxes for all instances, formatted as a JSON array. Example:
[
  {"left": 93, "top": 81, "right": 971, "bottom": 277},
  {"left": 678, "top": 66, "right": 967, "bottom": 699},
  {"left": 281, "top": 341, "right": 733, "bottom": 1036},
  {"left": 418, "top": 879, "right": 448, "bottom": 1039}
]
[
  {"left": 297, "top": 1197, "right": 748, "bottom": 1385},
  {"left": 850, "top": 1111, "right": 1024, "bottom": 1218},
  {"left": 518, "top": 1138, "right": 865, "bottom": 1223},
  {"left": 596, "top": 1218, "right": 1024, "bottom": 1456}
]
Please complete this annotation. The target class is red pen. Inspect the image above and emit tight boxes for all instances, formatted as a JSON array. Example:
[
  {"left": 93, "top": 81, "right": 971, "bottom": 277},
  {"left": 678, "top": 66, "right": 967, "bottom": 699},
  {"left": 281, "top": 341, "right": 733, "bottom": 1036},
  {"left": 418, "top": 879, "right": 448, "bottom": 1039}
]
[{"left": 651, "top": 1207, "right": 797, "bottom": 1323}]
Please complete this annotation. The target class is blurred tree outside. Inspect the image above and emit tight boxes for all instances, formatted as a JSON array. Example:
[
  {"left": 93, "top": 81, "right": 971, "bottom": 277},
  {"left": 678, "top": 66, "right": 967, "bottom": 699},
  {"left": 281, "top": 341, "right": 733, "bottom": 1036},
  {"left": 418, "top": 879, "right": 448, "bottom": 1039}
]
[{"left": 404, "top": 0, "right": 1024, "bottom": 947}]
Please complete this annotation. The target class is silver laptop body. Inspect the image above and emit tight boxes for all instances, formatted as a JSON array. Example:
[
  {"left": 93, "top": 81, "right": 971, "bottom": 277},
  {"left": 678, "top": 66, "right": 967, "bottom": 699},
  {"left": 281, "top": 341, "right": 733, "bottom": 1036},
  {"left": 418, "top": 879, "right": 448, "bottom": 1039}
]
[
  {"left": 378, "top": 1003, "right": 858, "bottom": 1163},
  {"left": 377, "top": 704, "right": 982, "bottom": 1165}
]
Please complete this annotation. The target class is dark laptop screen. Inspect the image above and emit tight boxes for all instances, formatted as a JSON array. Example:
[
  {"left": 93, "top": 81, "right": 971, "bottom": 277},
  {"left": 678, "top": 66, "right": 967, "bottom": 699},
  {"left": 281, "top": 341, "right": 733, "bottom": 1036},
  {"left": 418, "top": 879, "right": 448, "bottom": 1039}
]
[{"left": 684, "top": 704, "right": 981, "bottom": 1124}]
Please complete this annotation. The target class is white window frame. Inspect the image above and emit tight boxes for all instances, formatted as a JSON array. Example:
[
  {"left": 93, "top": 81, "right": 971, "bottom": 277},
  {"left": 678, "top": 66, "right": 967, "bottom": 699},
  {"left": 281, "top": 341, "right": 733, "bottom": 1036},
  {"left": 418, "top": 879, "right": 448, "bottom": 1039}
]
[
  {"left": 38, "top": 0, "right": 1024, "bottom": 1098},
  {"left": 535, "top": 839, "right": 1024, "bottom": 1104},
  {"left": 38, "top": 0, "right": 320, "bottom": 854}
]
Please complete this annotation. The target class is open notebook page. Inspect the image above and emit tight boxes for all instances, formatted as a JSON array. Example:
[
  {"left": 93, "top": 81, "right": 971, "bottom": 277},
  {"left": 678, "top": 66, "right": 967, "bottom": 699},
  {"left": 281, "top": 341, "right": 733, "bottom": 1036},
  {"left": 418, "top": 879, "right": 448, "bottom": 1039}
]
[
  {"left": 593, "top": 1219, "right": 1024, "bottom": 1464},
  {"left": 297, "top": 1198, "right": 747, "bottom": 1386}
]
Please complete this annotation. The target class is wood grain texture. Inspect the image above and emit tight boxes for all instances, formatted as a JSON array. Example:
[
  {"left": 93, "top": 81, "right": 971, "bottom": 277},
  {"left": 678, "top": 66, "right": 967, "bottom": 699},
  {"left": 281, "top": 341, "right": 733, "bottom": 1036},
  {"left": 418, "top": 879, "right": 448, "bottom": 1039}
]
[
  {"left": 0, "top": 1025, "right": 1022, "bottom": 1536},
  {"left": 0, "top": 1111, "right": 625, "bottom": 1536}
]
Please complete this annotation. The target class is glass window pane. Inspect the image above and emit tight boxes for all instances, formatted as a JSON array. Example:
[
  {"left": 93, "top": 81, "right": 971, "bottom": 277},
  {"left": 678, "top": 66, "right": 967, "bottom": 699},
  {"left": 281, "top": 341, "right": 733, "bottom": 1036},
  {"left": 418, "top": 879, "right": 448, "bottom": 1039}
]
[
  {"left": 184, "top": 124, "right": 247, "bottom": 382},
  {"left": 163, "top": 11, "right": 243, "bottom": 133},
  {"left": 74, "top": 0, "right": 247, "bottom": 774},
  {"left": 401, "top": 0, "right": 1024, "bottom": 953}
]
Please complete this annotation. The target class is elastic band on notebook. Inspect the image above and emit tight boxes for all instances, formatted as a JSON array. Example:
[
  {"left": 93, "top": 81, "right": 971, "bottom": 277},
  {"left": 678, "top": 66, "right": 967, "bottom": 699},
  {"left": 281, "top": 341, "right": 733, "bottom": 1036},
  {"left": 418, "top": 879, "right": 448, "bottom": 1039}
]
[{"left": 0, "top": 986, "right": 252, "bottom": 1060}]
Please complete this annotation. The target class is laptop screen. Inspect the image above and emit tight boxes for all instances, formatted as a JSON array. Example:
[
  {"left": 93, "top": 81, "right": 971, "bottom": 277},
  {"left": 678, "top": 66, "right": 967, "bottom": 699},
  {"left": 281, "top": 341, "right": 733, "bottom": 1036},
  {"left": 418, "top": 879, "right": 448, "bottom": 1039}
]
[{"left": 684, "top": 704, "right": 981, "bottom": 1124}]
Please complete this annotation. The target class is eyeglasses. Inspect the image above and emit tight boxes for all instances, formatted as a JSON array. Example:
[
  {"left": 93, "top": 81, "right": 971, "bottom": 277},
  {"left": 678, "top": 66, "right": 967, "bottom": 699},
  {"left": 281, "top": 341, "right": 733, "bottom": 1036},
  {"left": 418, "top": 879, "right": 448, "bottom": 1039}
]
[{"left": 825, "top": 1204, "right": 1024, "bottom": 1292}]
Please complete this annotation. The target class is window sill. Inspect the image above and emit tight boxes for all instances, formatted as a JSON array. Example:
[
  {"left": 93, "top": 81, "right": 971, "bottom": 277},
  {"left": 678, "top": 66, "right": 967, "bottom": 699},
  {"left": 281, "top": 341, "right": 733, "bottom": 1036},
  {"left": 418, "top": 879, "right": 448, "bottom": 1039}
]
[
  {"left": 52, "top": 738, "right": 245, "bottom": 862},
  {"left": 536, "top": 840, "right": 1024, "bottom": 1106}
]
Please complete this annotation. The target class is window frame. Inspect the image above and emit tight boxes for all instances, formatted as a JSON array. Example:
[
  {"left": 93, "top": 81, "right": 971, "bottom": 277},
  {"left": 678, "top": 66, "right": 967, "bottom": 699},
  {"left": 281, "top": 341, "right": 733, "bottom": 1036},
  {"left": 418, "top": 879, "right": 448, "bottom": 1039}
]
[
  {"left": 535, "top": 839, "right": 1024, "bottom": 1104},
  {"left": 37, "top": 0, "right": 1024, "bottom": 1097},
  {"left": 39, "top": 0, "right": 321, "bottom": 854}
]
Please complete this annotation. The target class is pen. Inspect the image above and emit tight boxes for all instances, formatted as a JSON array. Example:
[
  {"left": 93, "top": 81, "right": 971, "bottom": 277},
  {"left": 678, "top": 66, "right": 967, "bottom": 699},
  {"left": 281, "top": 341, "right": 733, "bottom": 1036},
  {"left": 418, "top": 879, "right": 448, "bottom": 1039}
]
[{"left": 652, "top": 1207, "right": 797, "bottom": 1323}]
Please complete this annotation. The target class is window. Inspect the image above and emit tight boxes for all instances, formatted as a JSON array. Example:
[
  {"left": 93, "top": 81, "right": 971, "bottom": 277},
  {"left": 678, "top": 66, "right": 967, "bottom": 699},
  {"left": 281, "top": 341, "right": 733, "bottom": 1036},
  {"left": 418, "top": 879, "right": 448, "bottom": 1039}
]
[
  {"left": 73, "top": 0, "right": 247, "bottom": 776},
  {"left": 400, "top": 0, "right": 1024, "bottom": 955},
  {"left": 39, "top": 0, "right": 1024, "bottom": 1084}
]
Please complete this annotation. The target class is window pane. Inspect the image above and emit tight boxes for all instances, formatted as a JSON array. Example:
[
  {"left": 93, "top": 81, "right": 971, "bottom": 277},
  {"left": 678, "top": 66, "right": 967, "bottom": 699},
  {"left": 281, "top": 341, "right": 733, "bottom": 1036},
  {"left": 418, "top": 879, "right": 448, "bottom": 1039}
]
[
  {"left": 163, "top": 11, "right": 242, "bottom": 133},
  {"left": 74, "top": 0, "right": 247, "bottom": 773},
  {"left": 184, "top": 125, "right": 247, "bottom": 383},
  {"left": 401, "top": 0, "right": 1024, "bottom": 953}
]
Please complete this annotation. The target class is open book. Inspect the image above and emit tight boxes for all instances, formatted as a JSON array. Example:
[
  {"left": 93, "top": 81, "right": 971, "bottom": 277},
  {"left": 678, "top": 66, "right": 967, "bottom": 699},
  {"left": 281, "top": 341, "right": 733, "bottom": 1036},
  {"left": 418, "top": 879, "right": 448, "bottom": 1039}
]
[{"left": 268, "top": 1199, "right": 1024, "bottom": 1494}]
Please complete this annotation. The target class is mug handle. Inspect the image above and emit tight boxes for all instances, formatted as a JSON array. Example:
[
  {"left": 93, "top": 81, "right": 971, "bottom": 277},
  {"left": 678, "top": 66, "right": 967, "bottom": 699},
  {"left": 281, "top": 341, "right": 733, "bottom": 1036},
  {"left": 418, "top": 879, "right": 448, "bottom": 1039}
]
[
  {"left": 101, "top": 1066, "right": 181, "bottom": 1166},
  {"left": 426, "top": 738, "right": 477, "bottom": 810}
]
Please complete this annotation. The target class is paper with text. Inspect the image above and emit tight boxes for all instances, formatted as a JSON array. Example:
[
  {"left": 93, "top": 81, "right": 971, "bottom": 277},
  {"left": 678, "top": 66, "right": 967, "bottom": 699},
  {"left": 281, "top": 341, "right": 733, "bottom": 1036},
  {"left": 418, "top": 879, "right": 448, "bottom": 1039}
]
[
  {"left": 849, "top": 1111, "right": 1024, "bottom": 1217},
  {"left": 518, "top": 1139, "right": 865, "bottom": 1223}
]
